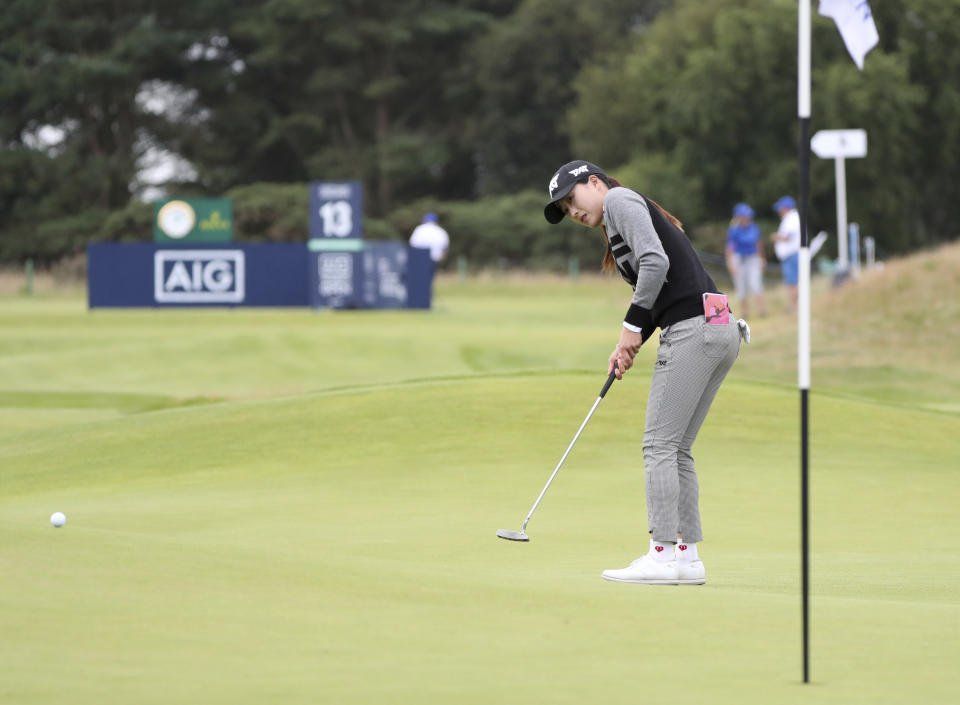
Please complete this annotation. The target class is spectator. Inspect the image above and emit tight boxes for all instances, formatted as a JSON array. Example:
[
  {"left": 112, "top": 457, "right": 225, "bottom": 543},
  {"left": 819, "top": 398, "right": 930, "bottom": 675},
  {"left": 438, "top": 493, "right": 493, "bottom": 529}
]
[
  {"left": 771, "top": 196, "right": 801, "bottom": 313},
  {"left": 408, "top": 212, "right": 449, "bottom": 264},
  {"left": 725, "top": 203, "right": 767, "bottom": 318}
]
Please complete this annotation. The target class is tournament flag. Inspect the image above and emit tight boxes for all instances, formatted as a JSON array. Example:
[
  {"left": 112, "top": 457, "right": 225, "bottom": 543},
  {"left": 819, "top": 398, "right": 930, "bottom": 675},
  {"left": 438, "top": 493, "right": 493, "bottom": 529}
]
[{"left": 818, "top": 0, "right": 880, "bottom": 70}]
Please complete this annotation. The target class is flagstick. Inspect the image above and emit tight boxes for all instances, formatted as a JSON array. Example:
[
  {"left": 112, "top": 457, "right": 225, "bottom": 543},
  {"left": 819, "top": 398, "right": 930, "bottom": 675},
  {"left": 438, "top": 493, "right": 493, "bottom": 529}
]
[{"left": 798, "top": 0, "right": 812, "bottom": 685}]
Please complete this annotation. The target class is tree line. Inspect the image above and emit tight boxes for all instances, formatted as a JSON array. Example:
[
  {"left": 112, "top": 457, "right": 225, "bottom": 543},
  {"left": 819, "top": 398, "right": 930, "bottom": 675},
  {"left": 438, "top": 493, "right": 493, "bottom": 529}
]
[{"left": 1, "top": 0, "right": 957, "bottom": 267}]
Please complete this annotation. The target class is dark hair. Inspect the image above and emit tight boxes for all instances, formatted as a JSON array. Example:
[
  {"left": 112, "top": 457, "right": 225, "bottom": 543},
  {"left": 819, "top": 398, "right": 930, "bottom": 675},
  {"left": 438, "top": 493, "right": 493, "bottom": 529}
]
[{"left": 595, "top": 175, "right": 684, "bottom": 274}]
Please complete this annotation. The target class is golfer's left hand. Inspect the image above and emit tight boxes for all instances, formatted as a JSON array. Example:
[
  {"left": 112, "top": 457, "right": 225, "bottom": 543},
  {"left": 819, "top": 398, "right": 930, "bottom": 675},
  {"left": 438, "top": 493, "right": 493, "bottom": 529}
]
[{"left": 609, "top": 328, "right": 643, "bottom": 379}]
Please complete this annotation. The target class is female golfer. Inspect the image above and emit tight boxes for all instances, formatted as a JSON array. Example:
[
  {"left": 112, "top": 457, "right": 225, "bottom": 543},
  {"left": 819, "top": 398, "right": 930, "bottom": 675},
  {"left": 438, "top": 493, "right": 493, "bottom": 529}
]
[{"left": 543, "top": 160, "right": 744, "bottom": 585}]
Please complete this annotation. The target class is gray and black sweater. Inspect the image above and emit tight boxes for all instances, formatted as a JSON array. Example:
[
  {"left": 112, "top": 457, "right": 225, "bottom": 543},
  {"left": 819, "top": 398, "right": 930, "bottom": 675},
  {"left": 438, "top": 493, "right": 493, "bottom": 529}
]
[{"left": 602, "top": 187, "right": 719, "bottom": 338}]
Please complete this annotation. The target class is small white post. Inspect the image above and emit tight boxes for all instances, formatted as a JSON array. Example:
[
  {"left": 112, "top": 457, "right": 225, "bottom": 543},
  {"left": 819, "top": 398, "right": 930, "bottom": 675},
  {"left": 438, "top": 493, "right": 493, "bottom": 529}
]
[
  {"left": 864, "top": 236, "right": 875, "bottom": 269},
  {"left": 849, "top": 222, "right": 860, "bottom": 279},
  {"left": 835, "top": 157, "right": 848, "bottom": 272}
]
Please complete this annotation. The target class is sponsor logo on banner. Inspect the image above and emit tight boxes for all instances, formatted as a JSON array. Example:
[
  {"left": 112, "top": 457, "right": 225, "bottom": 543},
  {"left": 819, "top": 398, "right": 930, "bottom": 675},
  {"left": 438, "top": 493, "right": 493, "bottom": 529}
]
[
  {"left": 154, "top": 250, "right": 245, "bottom": 303},
  {"left": 154, "top": 198, "right": 233, "bottom": 243},
  {"left": 156, "top": 200, "right": 197, "bottom": 239}
]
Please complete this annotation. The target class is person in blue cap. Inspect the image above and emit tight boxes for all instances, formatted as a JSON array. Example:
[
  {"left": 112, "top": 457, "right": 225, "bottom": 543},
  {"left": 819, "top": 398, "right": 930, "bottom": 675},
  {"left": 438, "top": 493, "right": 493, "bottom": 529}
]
[
  {"left": 771, "top": 196, "right": 801, "bottom": 312},
  {"left": 725, "top": 203, "right": 767, "bottom": 318}
]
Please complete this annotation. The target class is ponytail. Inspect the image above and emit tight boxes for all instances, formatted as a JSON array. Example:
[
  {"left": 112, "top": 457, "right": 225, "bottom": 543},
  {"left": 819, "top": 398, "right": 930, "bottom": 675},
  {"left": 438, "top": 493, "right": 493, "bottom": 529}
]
[{"left": 597, "top": 175, "right": 684, "bottom": 274}]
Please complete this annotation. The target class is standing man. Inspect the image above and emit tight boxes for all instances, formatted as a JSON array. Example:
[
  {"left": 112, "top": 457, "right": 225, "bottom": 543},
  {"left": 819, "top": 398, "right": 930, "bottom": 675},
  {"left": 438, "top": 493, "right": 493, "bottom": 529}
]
[
  {"left": 725, "top": 203, "right": 767, "bottom": 318},
  {"left": 409, "top": 212, "right": 449, "bottom": 265},
  {"left": 771, "top": 196, "right": 801, "bottom": 313}
]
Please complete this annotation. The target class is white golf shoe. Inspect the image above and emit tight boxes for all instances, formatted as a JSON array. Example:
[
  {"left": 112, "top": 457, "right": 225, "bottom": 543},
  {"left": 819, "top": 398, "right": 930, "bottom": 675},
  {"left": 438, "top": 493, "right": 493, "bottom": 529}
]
[
  {"left": 676, "top": 558, "right": 706, "bottom": 585},
  {"left": 675, "top": 543, "right": 706, "bottom": 585},
  {"left": 601, "top": 553, "right": 680, "bottom": 585}
]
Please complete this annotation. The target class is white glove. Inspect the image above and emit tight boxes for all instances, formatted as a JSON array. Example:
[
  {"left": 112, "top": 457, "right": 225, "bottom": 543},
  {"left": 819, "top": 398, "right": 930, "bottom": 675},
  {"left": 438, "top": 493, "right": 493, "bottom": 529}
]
[{"left": 736, "top": 318, "right": 751, "bottom": 344}]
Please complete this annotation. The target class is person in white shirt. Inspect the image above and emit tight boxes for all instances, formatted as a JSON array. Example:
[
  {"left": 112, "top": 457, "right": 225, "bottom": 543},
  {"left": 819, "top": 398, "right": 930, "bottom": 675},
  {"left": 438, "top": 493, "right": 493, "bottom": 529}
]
[
  {"left": 408, "top": 213, "right": 449, "bottom": 264},
  {"left": 770, "top": 196, "right": 801, "bottom": 313}
]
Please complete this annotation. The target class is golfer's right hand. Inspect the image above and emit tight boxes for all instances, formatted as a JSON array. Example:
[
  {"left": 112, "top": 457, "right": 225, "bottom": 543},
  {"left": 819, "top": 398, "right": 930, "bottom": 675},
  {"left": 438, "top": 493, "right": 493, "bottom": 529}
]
[
  {"left": 608, "top": 348, "right": 621, "bottom": 378},
  {"left": 610, "top": 331, "right": 642, "bottom": 379}
]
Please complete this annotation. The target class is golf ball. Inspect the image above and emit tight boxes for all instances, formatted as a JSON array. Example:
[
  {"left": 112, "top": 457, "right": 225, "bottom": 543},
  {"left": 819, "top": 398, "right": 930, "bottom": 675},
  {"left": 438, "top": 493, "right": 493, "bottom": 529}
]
[{"left": 50, "top": 512, "right": 66, "bottom": 528}]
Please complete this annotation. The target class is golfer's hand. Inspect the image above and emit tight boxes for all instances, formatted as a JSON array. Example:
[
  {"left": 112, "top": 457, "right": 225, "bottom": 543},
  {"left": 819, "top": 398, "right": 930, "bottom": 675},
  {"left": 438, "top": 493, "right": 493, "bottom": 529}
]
[{"left": 609, "top": 328, "right": 643, "bottom": 379}]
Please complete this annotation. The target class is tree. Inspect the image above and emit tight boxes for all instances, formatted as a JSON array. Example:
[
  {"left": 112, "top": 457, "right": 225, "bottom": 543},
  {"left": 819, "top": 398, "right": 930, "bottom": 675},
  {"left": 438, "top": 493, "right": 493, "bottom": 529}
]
[
  {"left": 0, "top": 0, "right": 216, "bottom": 259},
  {"left": 175, "top": 0, "right": 518, "bottom": 214},
  {"left": 466, "top": 0, "right": 669, "bottom": 196},
  {"left": 871, "top": 0, "right": 960, "bottom": 245},
  {"left": 567, "top": 0, "right": 940, "bottom": 253}
]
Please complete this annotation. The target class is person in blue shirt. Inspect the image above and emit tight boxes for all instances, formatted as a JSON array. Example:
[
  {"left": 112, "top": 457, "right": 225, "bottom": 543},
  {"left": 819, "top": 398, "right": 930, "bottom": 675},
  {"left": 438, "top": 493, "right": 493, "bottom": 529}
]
[{"left": 725, "top": 203, "right": 767, "bottom": 318}]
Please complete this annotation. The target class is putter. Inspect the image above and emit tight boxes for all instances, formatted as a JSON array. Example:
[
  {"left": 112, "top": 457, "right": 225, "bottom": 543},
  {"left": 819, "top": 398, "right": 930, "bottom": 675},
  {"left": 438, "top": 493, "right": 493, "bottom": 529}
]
[{"left": 497, "top": 363, "right": 618, "bottom": 542}]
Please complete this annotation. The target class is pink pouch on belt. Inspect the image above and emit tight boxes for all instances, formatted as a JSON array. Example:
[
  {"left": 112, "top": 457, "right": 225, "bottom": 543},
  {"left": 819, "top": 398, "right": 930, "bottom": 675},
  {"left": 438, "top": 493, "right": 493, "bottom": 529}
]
[{"left": 703, "top": 293, "right": 730, "bottom": 325}]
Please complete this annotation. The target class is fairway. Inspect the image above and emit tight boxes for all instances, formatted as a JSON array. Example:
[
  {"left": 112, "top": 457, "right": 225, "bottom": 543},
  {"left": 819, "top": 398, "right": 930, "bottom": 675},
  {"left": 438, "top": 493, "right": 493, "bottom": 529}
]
[{"left": 2, "top": 270, "right": 958, "bottom": 704}]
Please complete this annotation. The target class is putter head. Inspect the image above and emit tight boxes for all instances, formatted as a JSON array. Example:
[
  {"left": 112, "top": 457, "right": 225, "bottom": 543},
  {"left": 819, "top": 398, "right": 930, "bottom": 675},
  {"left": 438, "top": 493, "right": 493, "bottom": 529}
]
[{"left": 496, "top": 529, "right": 529, "bottom": 542}]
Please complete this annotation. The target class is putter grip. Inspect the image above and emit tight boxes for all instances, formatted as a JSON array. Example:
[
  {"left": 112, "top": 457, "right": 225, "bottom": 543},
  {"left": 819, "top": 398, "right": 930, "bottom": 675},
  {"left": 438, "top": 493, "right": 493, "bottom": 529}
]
[{"left": 599, "top": 362, "right": 618, "bottom": 399}]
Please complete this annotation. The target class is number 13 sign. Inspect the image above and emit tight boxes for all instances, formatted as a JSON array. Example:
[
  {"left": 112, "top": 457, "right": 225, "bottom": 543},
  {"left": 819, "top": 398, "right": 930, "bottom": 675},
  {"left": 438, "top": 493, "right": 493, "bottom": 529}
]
[{"left": 309, "top": 181, "right": 363, "bottom": 239}]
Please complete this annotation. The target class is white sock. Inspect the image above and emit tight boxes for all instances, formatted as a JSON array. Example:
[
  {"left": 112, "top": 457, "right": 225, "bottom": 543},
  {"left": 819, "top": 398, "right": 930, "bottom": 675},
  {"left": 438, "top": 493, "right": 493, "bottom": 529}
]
[
  {"left": 675, "top": 542, "right": 699, "bottom": 562},
  {"left": 649, "top": 539, "right": 675, "bottom": 563}
]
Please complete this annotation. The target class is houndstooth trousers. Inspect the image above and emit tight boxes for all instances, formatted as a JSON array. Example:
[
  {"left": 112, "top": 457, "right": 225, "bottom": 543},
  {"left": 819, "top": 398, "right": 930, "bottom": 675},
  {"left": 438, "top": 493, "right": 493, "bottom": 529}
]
[{"left": 642, "top": 316, "right": 741, "bottom": 543}]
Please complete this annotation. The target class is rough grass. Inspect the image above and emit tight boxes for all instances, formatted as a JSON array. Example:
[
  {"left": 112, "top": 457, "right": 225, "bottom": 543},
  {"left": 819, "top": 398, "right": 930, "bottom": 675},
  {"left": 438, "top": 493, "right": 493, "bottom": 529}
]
[{"left": 721, "top": 241, "right": 960, "bottom": 410}]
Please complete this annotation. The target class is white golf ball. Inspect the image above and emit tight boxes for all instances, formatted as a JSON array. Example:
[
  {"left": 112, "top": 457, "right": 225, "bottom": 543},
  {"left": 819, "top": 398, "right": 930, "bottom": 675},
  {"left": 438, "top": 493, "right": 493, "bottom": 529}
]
[{"left": 50, "top": 512, "right": 66, "bottom": 528}]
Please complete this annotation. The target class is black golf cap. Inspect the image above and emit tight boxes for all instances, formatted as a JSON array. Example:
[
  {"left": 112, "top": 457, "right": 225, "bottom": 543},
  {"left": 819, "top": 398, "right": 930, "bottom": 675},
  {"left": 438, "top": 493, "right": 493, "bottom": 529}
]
[{"left": 543, "top": 160, "right": 607, "bottom": 224}]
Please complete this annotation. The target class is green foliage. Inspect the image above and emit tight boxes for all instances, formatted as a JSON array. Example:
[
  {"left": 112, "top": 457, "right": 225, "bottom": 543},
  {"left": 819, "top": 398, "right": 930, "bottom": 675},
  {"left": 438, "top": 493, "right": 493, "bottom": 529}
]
[
  {"left": 178, "top": 0, "right": 510, "bottom": 212},
  {"left": 568, "top": 0, "right": 960, "bottom": 254},
  {"left": 224, "top": 182, "right": 309, "bottom": 242},
  {"left": 876, "top": 0, "right": 960, "bottom": 245},
  {"left": 570, "top": 0, "right": 802, "bottom": 220},
  {"left": 468, "top": 0, "right": 668, "bottom": 195},
  {"left": 100, "top": 200, "right": 155, "bottom": 243},
  {"left": 609, "top": 154, "right": 706, "bottom": 225},
  {"left": 815, "top": 52, "right": 926, "bottom": 253},
  {"left": 2, "top": 0, "right": 959, "bottom": 263}
]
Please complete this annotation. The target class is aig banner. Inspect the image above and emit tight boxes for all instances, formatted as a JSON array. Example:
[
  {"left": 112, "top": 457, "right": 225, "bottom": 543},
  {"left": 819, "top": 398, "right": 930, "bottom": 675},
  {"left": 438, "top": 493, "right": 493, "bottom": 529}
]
[
  {"left": 88, "top": 243, "right": 308, "bottom": 307},
  {"left": 154, "top": 199, "right": 233, "bottom": 243},
  {"left": 154, "top": 249, "right": 245, "bottom": 303}
]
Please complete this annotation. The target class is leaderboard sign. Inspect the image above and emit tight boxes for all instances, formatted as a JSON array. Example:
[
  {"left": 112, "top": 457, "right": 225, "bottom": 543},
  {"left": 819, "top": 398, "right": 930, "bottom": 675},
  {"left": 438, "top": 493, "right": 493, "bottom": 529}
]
[
  {"left": 306, "top": 180, "right": 435, "bottom": 309},
  {"left": 309, "top": 181, "right": 363, "bottom": 239},
  {"left": 309, "top": 242, "right": 432, "bottom": 310}
]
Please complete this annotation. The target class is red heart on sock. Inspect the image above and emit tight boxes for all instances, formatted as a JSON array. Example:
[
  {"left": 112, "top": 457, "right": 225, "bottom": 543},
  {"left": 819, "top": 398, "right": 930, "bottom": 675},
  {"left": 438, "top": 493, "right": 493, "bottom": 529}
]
[
  {"left": 655, "top": 546, "right": 663, "bottom": 552},
  {"left": 678, "top": 545, "right": 687, "bottom": 551}
]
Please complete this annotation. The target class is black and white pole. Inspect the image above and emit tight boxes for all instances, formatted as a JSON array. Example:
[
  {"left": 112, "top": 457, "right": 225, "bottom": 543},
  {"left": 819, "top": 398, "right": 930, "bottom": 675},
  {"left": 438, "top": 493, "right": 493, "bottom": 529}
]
[{"left": 797, "top": 0, "right": 812, "bottom": 685}]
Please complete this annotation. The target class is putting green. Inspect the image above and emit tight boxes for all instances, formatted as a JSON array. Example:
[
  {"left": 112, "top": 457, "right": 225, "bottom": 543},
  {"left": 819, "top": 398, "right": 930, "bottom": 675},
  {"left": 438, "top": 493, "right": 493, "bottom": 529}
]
[
  {"left": 2, "top": 372, "right": 957, "bottom": 704},
  {"left": 1, "top": 268, "right": 958, "bottom": 704}
]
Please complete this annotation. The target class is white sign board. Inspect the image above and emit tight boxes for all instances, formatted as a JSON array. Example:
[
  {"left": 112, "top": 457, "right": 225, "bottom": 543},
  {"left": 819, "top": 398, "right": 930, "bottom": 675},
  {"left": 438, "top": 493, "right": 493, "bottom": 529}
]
[
  {"left": 810, "top": 129, "right": 867, "bottom": 159},
  {"left": 810, "top": 128, "right": 867, "bottom": 272}
]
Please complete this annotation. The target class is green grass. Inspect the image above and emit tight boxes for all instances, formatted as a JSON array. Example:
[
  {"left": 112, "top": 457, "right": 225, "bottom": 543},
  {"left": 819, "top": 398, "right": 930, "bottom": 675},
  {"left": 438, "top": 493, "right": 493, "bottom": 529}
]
[{"left": 1, "top": 257, "right": 958, "bottom": 704}]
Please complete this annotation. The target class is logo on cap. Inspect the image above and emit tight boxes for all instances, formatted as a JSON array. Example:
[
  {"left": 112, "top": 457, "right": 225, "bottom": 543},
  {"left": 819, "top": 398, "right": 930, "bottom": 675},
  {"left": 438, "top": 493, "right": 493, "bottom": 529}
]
[
  {"left": 568, "top": 164, "right": 589, "bottom": 178},
  {"left": 548, "top": 173, "right": 560, "bottom": 196}
]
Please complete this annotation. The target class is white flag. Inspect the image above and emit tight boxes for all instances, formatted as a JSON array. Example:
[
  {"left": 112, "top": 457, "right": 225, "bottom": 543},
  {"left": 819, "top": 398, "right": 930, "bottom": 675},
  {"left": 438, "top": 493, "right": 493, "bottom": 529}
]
[{"left": 819, "top": 0, "right": 879, "bottom": 70}]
